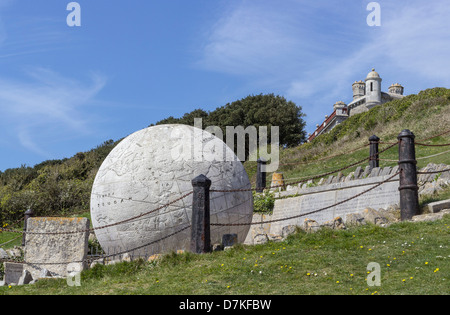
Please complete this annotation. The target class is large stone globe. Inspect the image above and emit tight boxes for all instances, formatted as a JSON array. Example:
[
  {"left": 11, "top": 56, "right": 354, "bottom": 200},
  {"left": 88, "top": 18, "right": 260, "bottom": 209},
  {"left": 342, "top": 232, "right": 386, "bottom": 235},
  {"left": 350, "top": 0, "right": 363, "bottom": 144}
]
[{"left": 90, "top": 124, "right": 253, "bottom": 256}]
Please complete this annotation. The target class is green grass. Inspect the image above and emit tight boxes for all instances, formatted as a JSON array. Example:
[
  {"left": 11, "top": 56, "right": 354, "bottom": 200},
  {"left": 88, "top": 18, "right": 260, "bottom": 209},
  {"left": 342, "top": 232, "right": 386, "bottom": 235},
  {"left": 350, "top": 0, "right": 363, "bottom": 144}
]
[
  {"left": 2, "top": 87, "right": 450, "bottom": 295},
  {"left": 2, "top": 215, "right": 449, "bottom": 295},
  {"left": 244, "top": 87, "right": 450, "bottom": 186}
]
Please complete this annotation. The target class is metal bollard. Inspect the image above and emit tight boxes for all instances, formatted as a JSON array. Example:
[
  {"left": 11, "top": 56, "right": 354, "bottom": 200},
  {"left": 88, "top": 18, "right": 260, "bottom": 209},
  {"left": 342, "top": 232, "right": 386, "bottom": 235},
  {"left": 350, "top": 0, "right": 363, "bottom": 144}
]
[
  {"left": 369, "top": 135, "right": 380, "bottom": 171},
  {"left": 22, "top": 208, "right": 34, "bottom": 246},
  {"left": 256, "top": 158, "right": 267, "bottom": 193},
  {"left": 191, "top": 174, "right": 211, "bottom": 254},
  {"left": 397, "top": 130, "right": 419, "bottom": 221}
]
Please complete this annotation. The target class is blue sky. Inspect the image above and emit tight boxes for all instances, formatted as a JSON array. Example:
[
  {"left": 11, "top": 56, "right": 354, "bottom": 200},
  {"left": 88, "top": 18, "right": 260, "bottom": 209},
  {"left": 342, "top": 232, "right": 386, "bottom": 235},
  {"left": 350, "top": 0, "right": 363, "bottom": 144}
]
[{"left": 0, "top": 0, "right": 449, "bottom": 171}]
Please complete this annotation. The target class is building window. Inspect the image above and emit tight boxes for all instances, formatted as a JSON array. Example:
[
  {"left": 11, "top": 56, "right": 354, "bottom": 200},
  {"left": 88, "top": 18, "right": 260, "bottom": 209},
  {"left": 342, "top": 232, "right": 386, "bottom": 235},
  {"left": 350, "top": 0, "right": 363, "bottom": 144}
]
[{"left": 370, "top": 82, "right": 373, "bottom": 92}]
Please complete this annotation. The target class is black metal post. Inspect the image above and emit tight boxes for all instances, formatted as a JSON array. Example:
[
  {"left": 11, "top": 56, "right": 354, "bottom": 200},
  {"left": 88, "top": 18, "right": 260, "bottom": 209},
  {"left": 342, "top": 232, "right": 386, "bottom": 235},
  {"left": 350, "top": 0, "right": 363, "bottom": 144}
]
[
  {"left": 22, "top": 208, "right": 34, "bottom": 246},
  {"left": 256, "top": 158, "right": 267, "bottom": 193},
  {"left": 397, "top": 130, "right": 419, "bottom": 221},
  {"left": 369, "top": 135, "right": 380, "bottom": 171},
  {"left": 191, "top": 174, "right": 211, "bottom": 254}
]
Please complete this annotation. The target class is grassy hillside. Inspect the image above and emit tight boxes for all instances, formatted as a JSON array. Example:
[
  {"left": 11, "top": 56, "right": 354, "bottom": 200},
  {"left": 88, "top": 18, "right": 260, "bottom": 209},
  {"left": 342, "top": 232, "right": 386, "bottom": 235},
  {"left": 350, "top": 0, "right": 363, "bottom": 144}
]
[
  {"left": 245, "top": 87, "right": 450, "bottom": 186},
  {"left": 1, "top": 88, "right": 449, "bottom": 225},
  {"left": 2, "top": 214, "right": 449, "bottom": 295},
  {"left": 1, "top": 87, "right": 450, "bottom": 296}
]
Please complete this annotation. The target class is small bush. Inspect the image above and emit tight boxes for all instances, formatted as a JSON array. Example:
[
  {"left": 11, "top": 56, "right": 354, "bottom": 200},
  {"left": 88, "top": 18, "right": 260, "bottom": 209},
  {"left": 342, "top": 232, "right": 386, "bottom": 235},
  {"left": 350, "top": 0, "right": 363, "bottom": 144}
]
[{"left": 253, "top": 191, "right": 275, "bottom": 214}]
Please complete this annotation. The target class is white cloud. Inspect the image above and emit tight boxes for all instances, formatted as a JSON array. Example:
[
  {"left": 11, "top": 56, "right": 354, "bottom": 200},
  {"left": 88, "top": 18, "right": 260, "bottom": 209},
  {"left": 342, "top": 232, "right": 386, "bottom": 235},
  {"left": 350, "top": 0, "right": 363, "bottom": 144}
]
[
  {"left": 379, "top": 1, "right": 450, "bottom": 82},
  {"left": 285, "top": 0, "right": 450, "bottom": 129},
  {"left": 196, "top": 0, "right": 311, "bottom": 77},
  {"left": 0, "top": 68, "right": 107, "bottom": 156},
  {"left": 197, "top": 0, "right": 450, "bottom": 101}
]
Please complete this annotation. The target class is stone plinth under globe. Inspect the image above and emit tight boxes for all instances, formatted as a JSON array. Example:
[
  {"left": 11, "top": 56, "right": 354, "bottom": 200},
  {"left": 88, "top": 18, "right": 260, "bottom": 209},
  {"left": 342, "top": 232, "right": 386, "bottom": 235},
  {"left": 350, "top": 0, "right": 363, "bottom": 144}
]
[{"left": 90, "top": 124, "right": 253, "bottom": 256}]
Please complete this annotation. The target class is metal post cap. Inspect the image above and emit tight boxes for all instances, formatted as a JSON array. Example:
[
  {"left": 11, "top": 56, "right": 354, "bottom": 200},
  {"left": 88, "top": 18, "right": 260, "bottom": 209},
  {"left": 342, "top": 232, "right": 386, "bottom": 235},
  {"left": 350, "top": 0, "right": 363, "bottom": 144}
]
[
  {"left": 397, "top": 129, "right": 415, "bottom": 139},
  {"left": 191, "top": 174, "right": 212, "bottom": 187}
]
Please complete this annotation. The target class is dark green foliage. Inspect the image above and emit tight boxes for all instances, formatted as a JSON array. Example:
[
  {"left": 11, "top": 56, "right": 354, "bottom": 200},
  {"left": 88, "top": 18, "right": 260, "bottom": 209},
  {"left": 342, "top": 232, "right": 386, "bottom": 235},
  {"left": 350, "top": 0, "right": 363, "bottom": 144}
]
[
  {"left": 1, "top": 88, "right": 449, "bottom": 225},
  {"left": 0, "top": 139, "right": 118, "bottom": 223},
  {"left": 252, "top": 191, "right": 275, "bottom": 214},
  {"left": 154, "top": 94, "right": 307, "bottom": 148}
]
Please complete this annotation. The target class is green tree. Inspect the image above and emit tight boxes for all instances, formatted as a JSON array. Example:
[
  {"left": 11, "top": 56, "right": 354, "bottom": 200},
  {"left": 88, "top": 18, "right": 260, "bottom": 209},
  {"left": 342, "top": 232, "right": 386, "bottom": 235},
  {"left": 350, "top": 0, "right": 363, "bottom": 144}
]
[{"left": 154, "top": 94, "right": 307, "bottom": 147}]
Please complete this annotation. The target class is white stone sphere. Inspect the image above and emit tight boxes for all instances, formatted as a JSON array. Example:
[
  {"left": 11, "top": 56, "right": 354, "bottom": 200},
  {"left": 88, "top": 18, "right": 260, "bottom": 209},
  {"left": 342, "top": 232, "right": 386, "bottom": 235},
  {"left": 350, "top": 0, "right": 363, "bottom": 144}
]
[{"left": 90, "top": 124, "right": 253, "bottom": 256}]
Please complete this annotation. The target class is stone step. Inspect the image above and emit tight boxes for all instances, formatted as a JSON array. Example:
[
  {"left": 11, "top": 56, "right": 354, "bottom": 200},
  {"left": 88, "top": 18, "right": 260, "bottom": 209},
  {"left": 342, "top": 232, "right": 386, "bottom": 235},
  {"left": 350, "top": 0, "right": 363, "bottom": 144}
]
[{"left": 426, "top": 199, "right": 450, "bottom": 213}]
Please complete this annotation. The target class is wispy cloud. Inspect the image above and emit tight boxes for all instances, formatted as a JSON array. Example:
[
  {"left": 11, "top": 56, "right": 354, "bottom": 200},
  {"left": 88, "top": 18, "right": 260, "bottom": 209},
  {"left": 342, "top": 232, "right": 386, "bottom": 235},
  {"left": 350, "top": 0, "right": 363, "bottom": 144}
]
[
  {"left": 197, "top": 0, "right": 450, "bottom": 131},
  {"left": 196, "top": 0, "right": 310, "bottom": 77},
  {"left": 0, "top": 68, "right": 107, "bottom": 156},
  {"left": 287, "top": 0, "right": 450, "bottom": 121}
]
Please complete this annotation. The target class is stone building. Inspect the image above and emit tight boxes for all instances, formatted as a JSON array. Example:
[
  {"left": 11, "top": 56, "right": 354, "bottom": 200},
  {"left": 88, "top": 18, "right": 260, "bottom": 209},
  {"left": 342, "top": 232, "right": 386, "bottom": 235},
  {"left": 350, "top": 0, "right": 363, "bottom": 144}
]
[{"left": 307, "top": 69, "right": 405, "bottom": 142}]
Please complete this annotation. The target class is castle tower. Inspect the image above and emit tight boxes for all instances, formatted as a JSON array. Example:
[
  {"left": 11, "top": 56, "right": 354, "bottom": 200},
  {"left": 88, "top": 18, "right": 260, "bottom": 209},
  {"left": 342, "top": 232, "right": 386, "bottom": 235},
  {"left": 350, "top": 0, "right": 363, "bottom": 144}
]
[
  {"left": 389, "top": 83, "right": 404, "bottom": 96},
  {"left": 365, "top": 68, "right": 382, "bottom": 109},
  {"left": 352, "top": 80, "right": 365, "bottom": 100}
]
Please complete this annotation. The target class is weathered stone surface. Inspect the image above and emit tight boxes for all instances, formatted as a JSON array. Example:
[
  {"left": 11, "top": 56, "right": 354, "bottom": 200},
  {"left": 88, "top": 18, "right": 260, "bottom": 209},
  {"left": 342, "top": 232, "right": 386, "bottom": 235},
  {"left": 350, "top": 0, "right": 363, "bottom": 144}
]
[
  {"left": 3, "top": 262, "right": 24, "bottom": 285},
  {"left": 379, "top": 205, "right": 401, "bottom": 222},
  {"left": 6, "top": 247, "right": 22, "bottom": 259},
  {"left": 39, "top": 268, "right": 52, "bottom": 278},
  {"left": 344, "top": 172, "right": 355, "bottom": 182},
  {"left": 426, "top": 199, "right": 450, "bottom": 213},
  {"left": 222, "top": 234, "right": 238, "bottom": 247},
  {"left": 90, "top": 125, "right": 253, "bottom": 256},
  {"left": 361, "top": 166, "right": 371, "bottom": 178},
  {"left": 212, "top": 244, "right": 223, "bottom": 252},
  {"left": 281, "top": 225, "right": 297, "bottom": 238},
  {"left": 24, "top": 217, "right": 89, "bottom": 279},
  {"left": 18, "top": 269, "right": 33, "bottom": 286},
  {"left": 303, "top": 219, "right": 320, "bottom": 233},
  {"left": 418, "top": 163, "right": 450, "bottom": 185},
  {"left": 253, "top": 233, "right": 269, "bottom": 245},
  {"left": 321, "top": 217, "right": 346, "bottom": 230},
  {"left": 354, "top": 166, "right": 363, "bottom": 179},
  {"left": 345, "top": 212, "right": 366, "bottom": 226},
  {"left": 0, "top": 248, "right": 8, "bottom": 260},
  {"left": 361, "top": 208, "right": 388, "bottom": 225},
  {"left": 244, "top": 213, "right": 272, "bottom": 245},
  {"left": 412, "top": 209, "right": 450, "bottom": 222},
  {"left": 368, "top": 167, "right": 381, "bottom": 178},
  {"left": 380, "top": 167, "right": 392, "bottom": 176},
  {"left": 325, "top": 176, "right": 334, "bottom": 185},
  {"left": 270, "top": 174, "right": 399, "bottom": 235}
]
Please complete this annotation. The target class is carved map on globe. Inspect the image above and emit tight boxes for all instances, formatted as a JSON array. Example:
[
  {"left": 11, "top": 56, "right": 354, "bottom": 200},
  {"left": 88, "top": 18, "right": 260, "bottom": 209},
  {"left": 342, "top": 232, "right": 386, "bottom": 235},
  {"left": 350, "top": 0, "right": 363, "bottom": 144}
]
[{"left": 90, "top": 124, "right": 253, "bottom": 256}]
